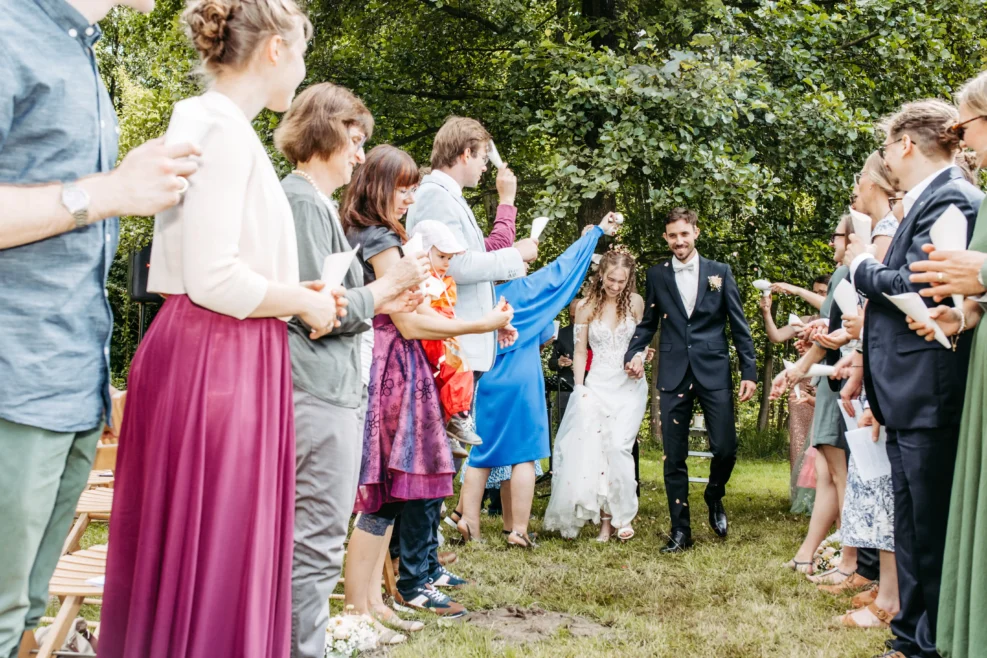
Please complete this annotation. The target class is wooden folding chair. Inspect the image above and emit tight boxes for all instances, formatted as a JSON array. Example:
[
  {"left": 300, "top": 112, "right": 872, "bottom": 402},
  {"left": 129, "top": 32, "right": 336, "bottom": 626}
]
[
  {"left": 27, "top": 544, "right": 107, "bottom": 658},
  {"left": 62, "top": 488, "right": 113, "bottom": 555}
]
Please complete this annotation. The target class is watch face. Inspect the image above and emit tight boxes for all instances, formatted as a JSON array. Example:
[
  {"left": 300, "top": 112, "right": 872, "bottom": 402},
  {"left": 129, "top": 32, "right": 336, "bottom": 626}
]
[{"left": 63, "top": 185, "right": 90, "bottom": 213}]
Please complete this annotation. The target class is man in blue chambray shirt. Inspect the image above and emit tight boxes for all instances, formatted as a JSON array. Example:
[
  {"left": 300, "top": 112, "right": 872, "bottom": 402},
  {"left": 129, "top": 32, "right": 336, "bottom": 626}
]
[{"left": 0, "top": 1, "right": 202, "bottom": 654}]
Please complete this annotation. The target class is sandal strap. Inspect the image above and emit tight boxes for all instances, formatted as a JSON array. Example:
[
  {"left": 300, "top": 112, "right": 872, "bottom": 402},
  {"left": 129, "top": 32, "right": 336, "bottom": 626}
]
[{"left": 867, "top": 603, "right": 894, "bottom": 624}]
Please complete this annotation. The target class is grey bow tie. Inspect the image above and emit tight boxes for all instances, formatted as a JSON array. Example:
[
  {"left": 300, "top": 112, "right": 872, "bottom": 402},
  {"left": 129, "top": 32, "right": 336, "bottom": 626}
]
[{"left": 672, "top": 260, "right": 696, "bottom": 273}]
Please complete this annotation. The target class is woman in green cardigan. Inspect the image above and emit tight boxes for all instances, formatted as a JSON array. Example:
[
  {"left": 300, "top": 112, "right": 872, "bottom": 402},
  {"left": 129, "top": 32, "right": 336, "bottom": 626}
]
[{"left": 907, "top": 70, "right": 987, "bottom": 658}]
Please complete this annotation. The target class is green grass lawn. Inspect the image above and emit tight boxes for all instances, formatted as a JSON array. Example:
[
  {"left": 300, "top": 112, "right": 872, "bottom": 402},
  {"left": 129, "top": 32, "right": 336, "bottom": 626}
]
[{"left": 73, "top": 449, "right": 888, "bottom": 657}]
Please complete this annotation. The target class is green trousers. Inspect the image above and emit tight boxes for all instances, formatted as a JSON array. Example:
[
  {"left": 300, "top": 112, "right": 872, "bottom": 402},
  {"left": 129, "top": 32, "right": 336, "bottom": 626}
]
[{"left": 0, "top": 417, "right": 101, "bottom": 658}]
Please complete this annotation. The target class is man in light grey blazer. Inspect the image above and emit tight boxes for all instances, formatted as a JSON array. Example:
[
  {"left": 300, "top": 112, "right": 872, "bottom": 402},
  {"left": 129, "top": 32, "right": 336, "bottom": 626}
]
[{"left": 395, "top": 117, "right": 538, "bottom": 615}]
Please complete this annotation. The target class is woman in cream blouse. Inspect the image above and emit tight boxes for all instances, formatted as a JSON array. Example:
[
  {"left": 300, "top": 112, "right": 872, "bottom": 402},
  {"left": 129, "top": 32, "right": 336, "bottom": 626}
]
[{"left": 100, "top": 2, "right": 337, "bottom": 657}]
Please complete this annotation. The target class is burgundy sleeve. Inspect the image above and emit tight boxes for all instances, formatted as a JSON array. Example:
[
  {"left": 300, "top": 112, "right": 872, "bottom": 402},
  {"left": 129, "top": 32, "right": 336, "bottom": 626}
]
[{"left": 483, "top": 204, "right": 518, "bottom": 251}]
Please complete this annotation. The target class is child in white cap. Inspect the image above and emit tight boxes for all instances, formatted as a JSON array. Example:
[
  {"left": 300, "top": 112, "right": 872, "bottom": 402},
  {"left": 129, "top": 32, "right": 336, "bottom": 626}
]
[{"left": 409, "top": 220, "right": 484, "bottom": 456}]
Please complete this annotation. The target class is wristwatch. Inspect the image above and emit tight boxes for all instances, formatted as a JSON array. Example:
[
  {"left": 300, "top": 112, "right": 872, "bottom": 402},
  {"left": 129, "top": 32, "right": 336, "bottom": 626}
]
[{"left": 61, "top": 182, "right": 90, "bottom": 228}]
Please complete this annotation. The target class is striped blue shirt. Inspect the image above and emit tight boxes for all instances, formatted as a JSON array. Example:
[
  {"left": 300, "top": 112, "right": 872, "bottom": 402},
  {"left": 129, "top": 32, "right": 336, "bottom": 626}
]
[{"left": 0, "top": 0, "right": 120, "bottom": 432}]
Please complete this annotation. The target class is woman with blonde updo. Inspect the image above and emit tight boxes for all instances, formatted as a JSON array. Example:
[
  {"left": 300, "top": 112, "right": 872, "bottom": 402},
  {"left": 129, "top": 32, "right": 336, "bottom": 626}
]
[
  {"left": 544, "top": 246, "right": 648, "bottom": 543},
  {"left": 100, "top": 1, "right": 319, "bottom": 656}
]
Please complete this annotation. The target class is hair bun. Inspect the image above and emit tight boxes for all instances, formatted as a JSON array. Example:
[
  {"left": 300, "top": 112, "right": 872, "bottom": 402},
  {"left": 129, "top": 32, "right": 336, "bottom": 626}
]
[{"left": 184, "top": 0, "right": 240, "bottom": 62}]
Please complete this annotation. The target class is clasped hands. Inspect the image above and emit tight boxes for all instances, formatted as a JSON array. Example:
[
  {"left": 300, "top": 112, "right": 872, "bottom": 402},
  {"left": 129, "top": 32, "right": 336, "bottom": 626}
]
[{"left": 625, "top": 351, "right": 755, "bottom": 402}]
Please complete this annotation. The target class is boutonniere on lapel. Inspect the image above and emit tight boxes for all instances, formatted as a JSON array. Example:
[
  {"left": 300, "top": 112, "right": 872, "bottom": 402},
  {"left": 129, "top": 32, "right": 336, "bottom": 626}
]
[{"left": 708, "top": 275, "right": 723, "bottom": 292}]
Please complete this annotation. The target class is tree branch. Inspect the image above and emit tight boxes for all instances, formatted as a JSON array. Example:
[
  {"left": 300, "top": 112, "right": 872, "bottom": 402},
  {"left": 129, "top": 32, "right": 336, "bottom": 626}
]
[
  {"left": 392, "top": 125, "right": 441, "bottom": 147},
  {"left": 418, "top": 0, "right": 506, "bottom": 34},
  {"left": 839, "top": 29, "right": 880, "bottom": 50}
]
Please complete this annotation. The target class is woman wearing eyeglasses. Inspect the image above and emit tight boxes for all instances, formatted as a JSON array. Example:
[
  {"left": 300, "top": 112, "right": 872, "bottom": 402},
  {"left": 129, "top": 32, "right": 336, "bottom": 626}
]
[{"left": 907, "top": 71, "right": 987, "bottom": 658}]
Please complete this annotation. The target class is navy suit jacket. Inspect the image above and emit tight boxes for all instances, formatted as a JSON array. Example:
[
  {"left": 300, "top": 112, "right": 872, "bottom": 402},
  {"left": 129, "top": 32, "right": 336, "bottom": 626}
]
[
  {"left": 624, "top": 256, "right": 757, "bottom": 392},
  {"left": 854, "top": 166, "right": 984, "bottom": 430}
]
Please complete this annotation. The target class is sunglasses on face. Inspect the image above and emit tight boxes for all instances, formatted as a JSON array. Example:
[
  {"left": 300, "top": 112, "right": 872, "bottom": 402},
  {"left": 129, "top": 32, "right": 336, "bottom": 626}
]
[
  {"left": 948, "top": 116, "right": 987, "bottom": 141},
  {"left": 878, "top": 136, "right": 904, "bottom": 159}
]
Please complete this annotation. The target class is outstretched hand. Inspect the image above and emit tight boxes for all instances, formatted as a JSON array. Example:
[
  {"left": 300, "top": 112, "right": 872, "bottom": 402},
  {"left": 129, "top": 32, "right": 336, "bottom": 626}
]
[{"left": 624, "top": 354, "right": 645, "bottom": 379}]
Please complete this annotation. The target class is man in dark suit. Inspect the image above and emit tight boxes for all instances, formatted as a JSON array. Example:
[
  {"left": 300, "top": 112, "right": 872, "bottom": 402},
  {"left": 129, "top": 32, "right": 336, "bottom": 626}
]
[
  {"left": 624, "top": 208, "right": 757, "bottom": 553},
  {"left": 846, "top": 100, "right": 984, "bottom": 658}
]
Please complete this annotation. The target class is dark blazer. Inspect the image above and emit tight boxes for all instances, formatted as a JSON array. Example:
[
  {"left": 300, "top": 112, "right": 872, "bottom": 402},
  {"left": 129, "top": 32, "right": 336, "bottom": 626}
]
[
  {"left": 549, "top": 324, "right": 576, "bottom": 387},
  {"left": 855, "top": 166, "right": 984, "bottom": 430},
  {"left": 624, "top": 255, "right": 757, "bottom": 391}
]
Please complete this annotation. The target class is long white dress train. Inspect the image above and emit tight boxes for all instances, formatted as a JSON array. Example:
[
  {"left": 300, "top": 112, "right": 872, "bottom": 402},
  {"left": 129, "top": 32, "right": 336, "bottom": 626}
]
[{"left": 543, "top": 317, "right": 648, "bottom": 538}]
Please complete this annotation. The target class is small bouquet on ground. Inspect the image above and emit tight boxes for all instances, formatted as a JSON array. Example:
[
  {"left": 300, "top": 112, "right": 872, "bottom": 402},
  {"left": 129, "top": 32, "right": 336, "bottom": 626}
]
[{"left": 325, "top": 610, "right": 378, "bottom": 658}]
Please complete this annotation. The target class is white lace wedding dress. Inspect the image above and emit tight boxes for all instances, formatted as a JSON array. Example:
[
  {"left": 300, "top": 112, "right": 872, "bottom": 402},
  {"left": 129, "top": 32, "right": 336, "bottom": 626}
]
[{"left": 543, "top": 316, "right": 648, "bottom": 538}]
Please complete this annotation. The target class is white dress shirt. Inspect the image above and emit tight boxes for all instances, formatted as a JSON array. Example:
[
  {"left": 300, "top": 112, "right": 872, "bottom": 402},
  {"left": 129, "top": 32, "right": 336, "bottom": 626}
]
[
  {"left": 148, "top": 91, "right": 299, "bottom": 320},
  {"left": 851, "top": 164, "right": 953, "bottom": 282},
  {"left": 672, "top": 250, "right": 700, "bottom": 316}
]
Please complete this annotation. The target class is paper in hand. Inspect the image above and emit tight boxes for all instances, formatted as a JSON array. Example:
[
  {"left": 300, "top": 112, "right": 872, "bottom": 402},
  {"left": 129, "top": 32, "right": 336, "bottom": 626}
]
[
  {"left": 930, "top": 203, "right": 968, "bottom": 310},
  {"left": 783, "top": 359, "right": 836, "bottom": 379},
  {"left": 839, "top": 399, "right": 865, "bottom": 432},
  {"left": 553, "top": 320, "right": 561, "bottom": 341},
  {"left": 752, "top": 279, "right": 772, "bottom": 297},
  {"left": 531, "top": 216, "right": 551, "bottom": 241},
  {"left": 404, "top": 233, "right": 424, "bottom": 256},
  {"left": 883, "top": 292, "right": 951, "bottom": 348},
  {"left": 422, "top": 275, "right": 446, "bottom": 298},
  {"left": 320, "top": 245, "right": 360, "bottom": 292},
  {"left": 849, "top": 208, "right": 873, "bottom": 246},
  {"left": 845, "top": 425, "right": 892, "bottom": 481},
  {"left": 487, "top": 140, "right": 505, "bottom": 169},
  {"left": 833, "top": 279, "right": 860, "bottom": 316},
  {"left": 788, "top": 314, "right": 804, "bottom": 327}
]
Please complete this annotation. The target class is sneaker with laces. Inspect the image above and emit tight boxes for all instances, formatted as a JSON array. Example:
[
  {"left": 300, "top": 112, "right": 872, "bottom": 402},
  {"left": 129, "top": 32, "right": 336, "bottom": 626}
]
[
  {"left": 393, "top": 584, "right": 467, "bottom": 618},
  {"left": 446, "top": 416, "right": 483, "bottom": 446},
  {"left": 429, "top": 565, "right": 470, "bottom": 589}
]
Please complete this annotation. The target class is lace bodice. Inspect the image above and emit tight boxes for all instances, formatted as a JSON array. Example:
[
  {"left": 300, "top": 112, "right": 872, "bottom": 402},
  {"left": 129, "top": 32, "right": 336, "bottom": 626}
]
[{"left": 582, "top": 317, "right": 637, "bottom": 370}]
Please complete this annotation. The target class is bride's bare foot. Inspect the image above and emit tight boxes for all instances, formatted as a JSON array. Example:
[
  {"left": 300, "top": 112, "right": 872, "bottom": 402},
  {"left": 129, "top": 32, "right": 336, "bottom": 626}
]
[{"left": 597, "top": 515, "right": 613, "bottom": 542}]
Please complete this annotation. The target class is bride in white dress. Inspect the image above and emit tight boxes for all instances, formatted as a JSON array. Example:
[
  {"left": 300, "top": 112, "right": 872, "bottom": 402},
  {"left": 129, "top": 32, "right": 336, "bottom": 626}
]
[{"left": 544, "top": 248, "right": 648, "bottom": 541}]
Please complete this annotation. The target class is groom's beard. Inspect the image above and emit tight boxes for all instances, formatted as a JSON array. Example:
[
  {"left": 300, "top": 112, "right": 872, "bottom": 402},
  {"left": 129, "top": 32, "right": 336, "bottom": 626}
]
[{"left": 672, "top": 246, "right": 696, "bottom": 263}]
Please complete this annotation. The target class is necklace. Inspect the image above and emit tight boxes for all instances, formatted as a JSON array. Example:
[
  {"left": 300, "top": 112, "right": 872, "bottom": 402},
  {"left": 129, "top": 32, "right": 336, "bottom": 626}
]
[{"left": 292, "top": 169, "right": 328, "bottom": 198}]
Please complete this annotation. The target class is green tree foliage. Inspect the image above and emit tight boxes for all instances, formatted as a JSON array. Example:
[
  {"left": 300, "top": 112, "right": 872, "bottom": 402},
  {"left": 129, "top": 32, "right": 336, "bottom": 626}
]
[{"left": 96, "top": 0, "right": 987, "bottom": 426}]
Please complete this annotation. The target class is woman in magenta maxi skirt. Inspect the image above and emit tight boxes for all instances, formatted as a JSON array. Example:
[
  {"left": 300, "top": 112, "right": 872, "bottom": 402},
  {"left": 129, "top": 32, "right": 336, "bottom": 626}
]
[{"left": 98, "top": 3, "right": 332, "bottom": 657}]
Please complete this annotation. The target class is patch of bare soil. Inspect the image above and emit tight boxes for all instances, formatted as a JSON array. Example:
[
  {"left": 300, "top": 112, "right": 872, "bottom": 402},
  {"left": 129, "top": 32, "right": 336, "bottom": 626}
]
[{"left": 467, "top": 605, "right": 608, "bottom": 645}]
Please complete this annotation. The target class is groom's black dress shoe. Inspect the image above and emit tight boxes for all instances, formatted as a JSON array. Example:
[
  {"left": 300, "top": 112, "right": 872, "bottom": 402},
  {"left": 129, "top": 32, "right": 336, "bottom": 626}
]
[
  {"left": 706, "top": 497, "right": 728, "bottom": 538},
  {"left": 660, "top": 529, "right": 693, "bottom": 554}
]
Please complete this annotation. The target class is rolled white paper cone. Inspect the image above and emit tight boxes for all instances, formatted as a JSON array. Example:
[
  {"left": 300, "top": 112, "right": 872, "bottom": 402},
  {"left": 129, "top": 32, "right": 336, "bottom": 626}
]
[
  {"left": 531, "top": 216, "right": 551, "bottom": 241},
  {"left": 929, "top": 204, "right": 968, "bottom": 312},
  {"left": 752, "top": 279, "right": 772, "bottom": 297},
  {"left": 833, "top": 279, "right": 860, "bottom": 316},
  {"left": 320, "top": 248, "right": 359, "bottom": 293},
  {"left": 883, "top": 292, "right": 951, "bottom": 349},
  {"left": 788, "top": 314, "right": 804, "bottom": 327},
  {"left": 849, "top": 208, "right": 872, "bottom": 246},
  {"left": 487, "top": 140, "right": 505, "bottom": 169}
]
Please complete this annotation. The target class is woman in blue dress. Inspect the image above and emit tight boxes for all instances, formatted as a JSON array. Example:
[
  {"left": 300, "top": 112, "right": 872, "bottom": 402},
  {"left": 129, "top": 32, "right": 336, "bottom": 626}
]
[{"left": 449, "top": 212, "right": 618, "bottom": 547}]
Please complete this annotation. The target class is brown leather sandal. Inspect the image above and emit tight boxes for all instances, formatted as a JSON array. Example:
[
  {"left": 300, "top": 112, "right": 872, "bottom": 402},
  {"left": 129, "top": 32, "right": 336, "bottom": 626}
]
[{"left": 838, "top": 603, "right": 894, "bottom": 629}]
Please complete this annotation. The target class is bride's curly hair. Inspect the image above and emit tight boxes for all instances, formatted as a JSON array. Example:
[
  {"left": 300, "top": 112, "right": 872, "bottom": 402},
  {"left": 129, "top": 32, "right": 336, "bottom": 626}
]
[{"left": 581, "top": 249, "right": 636, "bottom": 324}]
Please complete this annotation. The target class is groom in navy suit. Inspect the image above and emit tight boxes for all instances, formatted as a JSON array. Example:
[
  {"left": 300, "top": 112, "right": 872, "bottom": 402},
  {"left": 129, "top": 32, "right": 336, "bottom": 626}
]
[{"left": 624, "top": 208, "right": 757, "bottom": 553}]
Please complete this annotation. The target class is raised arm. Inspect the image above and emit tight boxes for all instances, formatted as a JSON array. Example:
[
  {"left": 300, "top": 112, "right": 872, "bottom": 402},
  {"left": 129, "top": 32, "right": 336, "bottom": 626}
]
[
  {"left": 758, "top": 295, "right": 798, "bottom": 343},
  {"left": 571, "top": 303, "right": 592, "bottom": 386},
  {"left": 483, "top": 204, "right": 518, "bottom": 251},
  {"left": 770, "top": 281, "right": 825, "bottom": 311}
]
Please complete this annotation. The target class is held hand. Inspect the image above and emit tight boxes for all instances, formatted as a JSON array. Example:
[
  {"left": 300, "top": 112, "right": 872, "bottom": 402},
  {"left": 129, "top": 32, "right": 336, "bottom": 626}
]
[
  {"left": 389, "top": 251, "right": 431, "bottom": 290},
  {"left": 101, "top": 137, "right": 202, "bottom": 218},
  {"left": 298, "top": 282, "right": 337, "bottom": 339},
  {"left": 832, "top": 352, "right": 856, "bottom": 380},
  {"left": 802, "top": 318, "right": 830, "bottom": 342},
  {"left": 377, "top": 287, "right": 423, "bottom": 315},
  {"left": 840, "top": 368, "right": 862, "bottom": 417},
  {"left": 624, "top": 354, "right": 645, "bottom": 379},
  {"left": 805, "top": 394, "right": 816, "bottom": 408},
  {"left": 330, "top": 287, "right": 348, "bottom": 320},
  {"left": 842, "top": 311, "right": 863, "bottom": 340},
  {"left": 557, "top": 355, "right": 573, "bottom": 368},
  {"left": 815, "top": 328, "right": 850, "bottom": 350},
  {"left": 758, "top": 295, "right": 772, "bottom": 313},
  {"left": 769, "top": 369, "right": 793, "bottom": 400},
  {"left": 644, "top": 347, "right": 655, "bottom": 363},
  {"left": 910, "top": 245, "right": 987, "bottom": 300},
  {"left": 906, "top": 305, "right": 961, "bottom": 341},
  {"left": 482, "top": 297, "right": 514, "bottom": 331},
  {"left": 514, "top": 238, "right": 539, "bottom": 263},
  {"left": 738, "top": 380, "right": 757, "bottom": 403},
  {"left": 496, "top": 166, "right": 517, "bottom": 206},
  {"left": 858, "top": 408, "right": 875, "bottom": 428}
]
